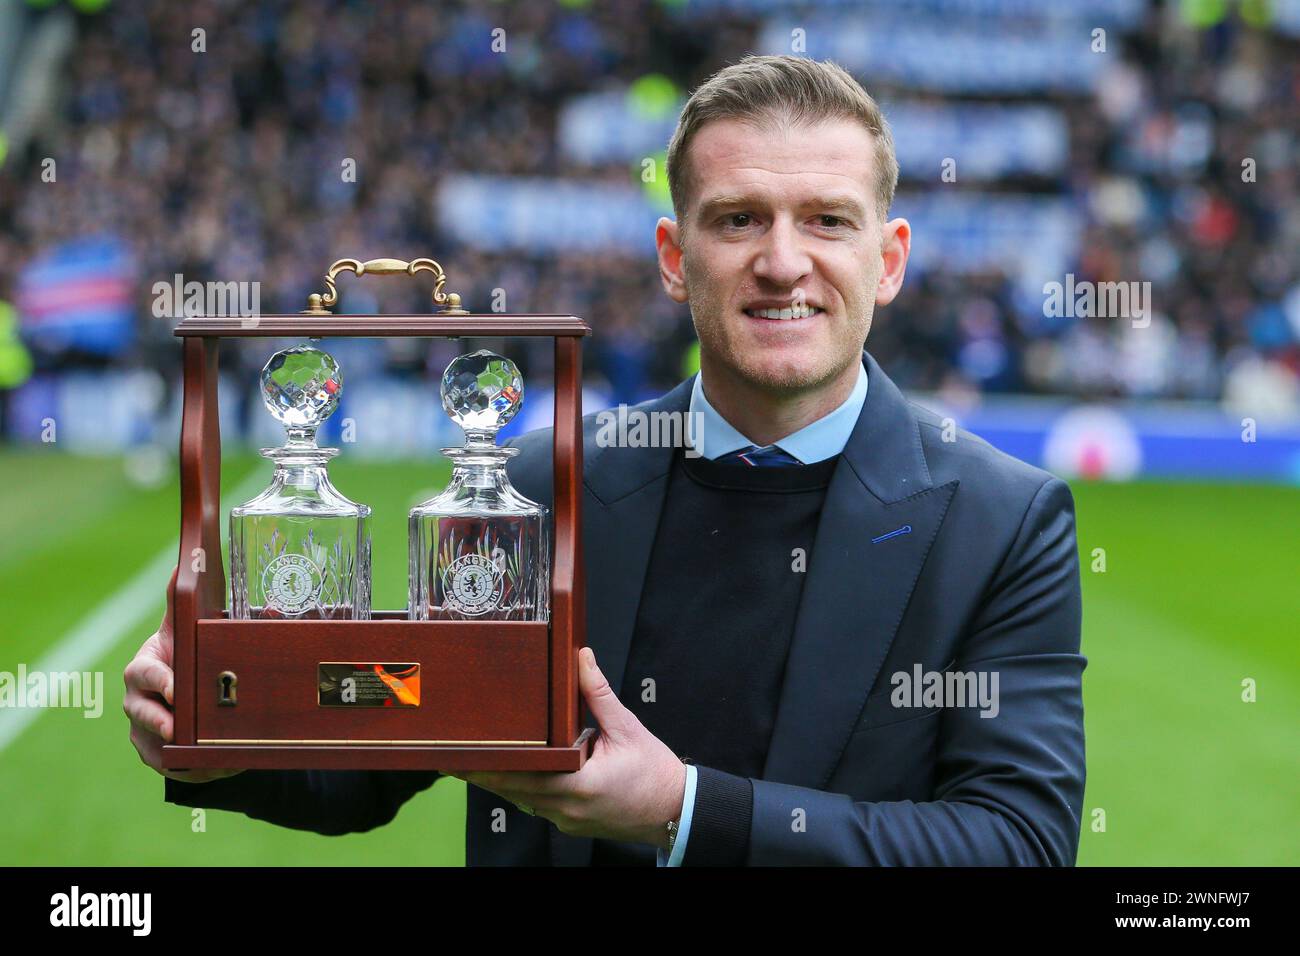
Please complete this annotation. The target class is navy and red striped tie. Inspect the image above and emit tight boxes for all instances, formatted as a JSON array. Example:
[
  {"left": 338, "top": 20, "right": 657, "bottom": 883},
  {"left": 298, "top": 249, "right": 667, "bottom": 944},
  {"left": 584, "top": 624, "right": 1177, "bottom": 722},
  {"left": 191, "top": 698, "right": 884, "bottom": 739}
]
[{"left": 716, "top": 444, "right": 803, "bottom": 467}]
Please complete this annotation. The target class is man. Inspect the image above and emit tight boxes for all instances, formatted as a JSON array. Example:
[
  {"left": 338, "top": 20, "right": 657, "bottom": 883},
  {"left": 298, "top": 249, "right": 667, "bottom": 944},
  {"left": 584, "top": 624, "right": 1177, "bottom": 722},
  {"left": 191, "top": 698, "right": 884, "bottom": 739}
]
[{"left": 125, "top": 55, "right": 1086, "bottom": 865}]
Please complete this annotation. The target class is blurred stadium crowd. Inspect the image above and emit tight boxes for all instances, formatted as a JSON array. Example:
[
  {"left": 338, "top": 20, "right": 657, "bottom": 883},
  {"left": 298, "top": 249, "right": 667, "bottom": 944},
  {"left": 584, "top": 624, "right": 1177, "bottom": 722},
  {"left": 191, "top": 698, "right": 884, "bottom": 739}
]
[{"left": 1, "top": 0, "right": 1299, "bottom": 443}]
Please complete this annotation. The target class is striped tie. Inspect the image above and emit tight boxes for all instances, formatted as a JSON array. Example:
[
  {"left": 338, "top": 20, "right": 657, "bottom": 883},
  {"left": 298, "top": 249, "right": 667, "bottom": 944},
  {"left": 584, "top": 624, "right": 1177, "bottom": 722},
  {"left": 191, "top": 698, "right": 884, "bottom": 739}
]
[{"left": 716, "top": 444, "right": 804, "bottom": 467}]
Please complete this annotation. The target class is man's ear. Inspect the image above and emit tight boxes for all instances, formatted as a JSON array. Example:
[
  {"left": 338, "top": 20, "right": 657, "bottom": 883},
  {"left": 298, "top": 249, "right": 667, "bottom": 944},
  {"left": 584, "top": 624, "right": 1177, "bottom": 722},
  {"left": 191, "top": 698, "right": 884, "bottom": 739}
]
[
  {"left": 656, "top": 217, "right": 689, "bottom": 304},
  {"left": 875, "top": 217, "right": 911, "bottom": 307}
]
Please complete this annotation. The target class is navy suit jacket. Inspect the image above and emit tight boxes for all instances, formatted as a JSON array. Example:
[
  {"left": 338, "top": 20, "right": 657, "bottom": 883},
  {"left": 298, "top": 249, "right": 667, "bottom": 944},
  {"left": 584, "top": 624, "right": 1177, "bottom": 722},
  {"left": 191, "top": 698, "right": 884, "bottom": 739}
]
[{"left": 166, "top": 350, "right": 1087, "bottom": 865}]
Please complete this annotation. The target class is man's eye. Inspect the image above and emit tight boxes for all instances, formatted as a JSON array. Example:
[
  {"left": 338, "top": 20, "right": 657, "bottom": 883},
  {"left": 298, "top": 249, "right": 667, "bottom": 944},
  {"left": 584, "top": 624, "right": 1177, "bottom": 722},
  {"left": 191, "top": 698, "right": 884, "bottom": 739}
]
[
  {"left": 725, "top": 213, "right": 753, "bottom": 228},
  {"left": 818, "top": 215, "right": 846, "bottom": 228}
]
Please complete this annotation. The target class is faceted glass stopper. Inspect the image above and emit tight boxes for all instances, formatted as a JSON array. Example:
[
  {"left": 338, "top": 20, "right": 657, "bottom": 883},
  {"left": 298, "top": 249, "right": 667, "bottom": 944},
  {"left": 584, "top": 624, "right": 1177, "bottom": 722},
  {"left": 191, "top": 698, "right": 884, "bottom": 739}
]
[
  {"left": 261, "top": 346, "right": 342, "bottom": 438},
  {"left": 441, "top": 350, "right": 523, "bottom": 441}
]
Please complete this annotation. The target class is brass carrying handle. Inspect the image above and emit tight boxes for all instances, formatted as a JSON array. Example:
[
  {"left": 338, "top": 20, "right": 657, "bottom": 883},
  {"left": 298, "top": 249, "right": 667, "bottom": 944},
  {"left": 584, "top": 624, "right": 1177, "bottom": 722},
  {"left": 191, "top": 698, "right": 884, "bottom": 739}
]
[{"left": 303, "top": 257, "right": 467, "bottom": 315}]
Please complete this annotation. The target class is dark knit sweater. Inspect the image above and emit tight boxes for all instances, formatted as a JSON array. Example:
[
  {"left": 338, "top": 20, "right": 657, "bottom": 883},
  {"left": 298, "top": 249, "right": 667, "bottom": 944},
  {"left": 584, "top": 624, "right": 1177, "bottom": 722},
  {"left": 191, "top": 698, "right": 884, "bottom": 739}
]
[{"left": 591, "top": 449, "right": 838, "bottom": 865}]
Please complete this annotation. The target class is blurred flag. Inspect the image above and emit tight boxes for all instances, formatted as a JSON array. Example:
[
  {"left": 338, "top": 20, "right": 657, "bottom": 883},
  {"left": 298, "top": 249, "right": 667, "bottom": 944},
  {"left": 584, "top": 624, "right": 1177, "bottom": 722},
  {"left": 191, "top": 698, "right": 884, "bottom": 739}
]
[{"left": 16, "top": 235, "right": 136, "bottom": 356}]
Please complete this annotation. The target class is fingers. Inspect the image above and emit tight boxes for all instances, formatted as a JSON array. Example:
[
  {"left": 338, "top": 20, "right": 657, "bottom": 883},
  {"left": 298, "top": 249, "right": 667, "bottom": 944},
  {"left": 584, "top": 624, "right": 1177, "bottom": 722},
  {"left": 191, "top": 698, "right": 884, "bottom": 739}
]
[
  {"left": 164, "top": 768, "right": 246, "bottom": 784},
  {"left": 165, "top": 563, "right": 178, "bottom": 616},
  {"left": 123, "top": 648, "right": 174, "bottom": 706},
  {"left": 156, "top": 564, "right": 178, "bottom": 663},
  {"left": 126, "top": 567, "right": 246, "bottom": 786},
  {"left": 578, "top": 648, "right": 637, "bottom": 745},
  {"left": 456, "top": 770, "right": 571, "bottom": 795},
  {"left": 123, "top": 690, "right": 173, "bottom": 743},
  {"left": 461, "top": 778, "right": 565, "bottom": 816},
  {"left": 128, "top": 721, "right": 164, "bottom": 769},
  {"left": 129, "top": 722, "right": 243, "bottom": 783},
  {"left": 133, "top": 564, "right": 179, "bottom": 703}
]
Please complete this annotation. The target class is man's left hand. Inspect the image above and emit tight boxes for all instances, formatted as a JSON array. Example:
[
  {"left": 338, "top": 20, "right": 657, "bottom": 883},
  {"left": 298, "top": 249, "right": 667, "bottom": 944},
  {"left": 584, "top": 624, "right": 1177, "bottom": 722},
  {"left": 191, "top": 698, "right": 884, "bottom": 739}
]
[{"left": 449, "top": 647, "right": 687, "bottom": 850}]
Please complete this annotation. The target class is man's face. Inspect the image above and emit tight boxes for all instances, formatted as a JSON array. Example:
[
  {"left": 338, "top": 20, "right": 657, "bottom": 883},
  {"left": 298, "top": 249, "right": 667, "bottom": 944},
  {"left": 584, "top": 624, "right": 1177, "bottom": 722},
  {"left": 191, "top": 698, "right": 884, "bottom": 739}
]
[{"left": 657, "top": 115, "right": 910, "bottom": 395}]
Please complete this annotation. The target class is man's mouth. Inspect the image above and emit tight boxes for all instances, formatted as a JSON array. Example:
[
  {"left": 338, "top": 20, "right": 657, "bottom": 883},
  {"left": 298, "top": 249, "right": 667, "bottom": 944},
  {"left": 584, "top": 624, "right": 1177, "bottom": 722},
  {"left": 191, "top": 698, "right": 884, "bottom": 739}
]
[{"left": 742, "top": 305, "right": 823, "bottom": 321}]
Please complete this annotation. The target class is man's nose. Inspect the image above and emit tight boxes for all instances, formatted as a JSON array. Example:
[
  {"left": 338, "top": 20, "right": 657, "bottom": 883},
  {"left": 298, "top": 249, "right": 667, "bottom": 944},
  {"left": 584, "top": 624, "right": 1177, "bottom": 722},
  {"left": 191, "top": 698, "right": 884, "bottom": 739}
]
[{"left": 752, "top": 218, "right": 813, "bottom": 287}]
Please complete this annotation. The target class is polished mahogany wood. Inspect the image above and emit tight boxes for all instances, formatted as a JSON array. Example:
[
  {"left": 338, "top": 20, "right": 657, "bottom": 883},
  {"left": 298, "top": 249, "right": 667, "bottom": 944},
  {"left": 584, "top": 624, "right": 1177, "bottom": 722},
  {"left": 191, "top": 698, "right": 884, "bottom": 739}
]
[
  {"left": 194, "top": 619, "right": 548, "bottom": 744},
  {"left": 162, "top": 311, "right": 593, "bottom": 771},
  {"left": 551, "top": 335, "right": 584, "bottom": 751},
  {"left": 171, "top": 337, "right": 225, "bottom": 747},
  {"left": 165, "top": 729, "right": 596, "bottom": 772},
  {"left": 174, "top": 314, "right": 591, "bottom": 337}
]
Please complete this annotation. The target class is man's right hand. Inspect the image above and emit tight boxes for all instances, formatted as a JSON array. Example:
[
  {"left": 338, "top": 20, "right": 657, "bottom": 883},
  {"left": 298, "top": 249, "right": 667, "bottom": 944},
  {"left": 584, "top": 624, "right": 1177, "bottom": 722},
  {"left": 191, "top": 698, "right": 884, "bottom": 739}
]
[{"left": 123, "top": 566, "right": 245, "bottom": 784}]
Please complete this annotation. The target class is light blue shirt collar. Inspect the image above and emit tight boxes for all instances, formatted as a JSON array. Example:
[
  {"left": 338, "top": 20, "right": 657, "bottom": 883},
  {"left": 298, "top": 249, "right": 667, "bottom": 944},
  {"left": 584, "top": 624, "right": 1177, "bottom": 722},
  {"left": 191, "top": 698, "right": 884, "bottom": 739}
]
[{"left": 688, "top": 360, "right": 868, "bottom": 464}]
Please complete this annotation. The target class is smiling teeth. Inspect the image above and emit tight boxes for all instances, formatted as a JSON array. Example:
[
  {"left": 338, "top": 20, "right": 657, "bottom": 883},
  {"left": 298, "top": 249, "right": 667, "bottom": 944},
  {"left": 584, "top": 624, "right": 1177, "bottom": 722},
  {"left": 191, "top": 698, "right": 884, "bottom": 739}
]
[{"left": 748, "top": 305, "right": 819, "bottom": 320}]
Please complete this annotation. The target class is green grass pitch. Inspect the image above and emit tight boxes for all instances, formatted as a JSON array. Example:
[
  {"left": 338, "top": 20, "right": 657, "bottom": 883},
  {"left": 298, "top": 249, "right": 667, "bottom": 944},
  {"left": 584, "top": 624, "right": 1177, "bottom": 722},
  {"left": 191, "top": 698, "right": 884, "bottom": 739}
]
[{"left": 0, "top": 448, "right": 1295, "bottom": 865}]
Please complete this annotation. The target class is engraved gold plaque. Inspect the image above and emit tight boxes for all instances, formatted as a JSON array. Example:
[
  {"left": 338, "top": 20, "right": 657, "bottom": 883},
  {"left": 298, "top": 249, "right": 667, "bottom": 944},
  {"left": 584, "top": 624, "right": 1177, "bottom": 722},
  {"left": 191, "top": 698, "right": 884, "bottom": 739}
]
[{"left": 318, "top": 663, "right": 420, "bottom": 707}]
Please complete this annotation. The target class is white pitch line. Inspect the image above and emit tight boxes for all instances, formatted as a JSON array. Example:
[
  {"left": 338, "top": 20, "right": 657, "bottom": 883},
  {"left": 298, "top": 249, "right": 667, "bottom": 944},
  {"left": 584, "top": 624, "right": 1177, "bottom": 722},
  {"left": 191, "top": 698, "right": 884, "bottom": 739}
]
[{"left": 0, "top": 466, "right": 265, "bottom": 753}]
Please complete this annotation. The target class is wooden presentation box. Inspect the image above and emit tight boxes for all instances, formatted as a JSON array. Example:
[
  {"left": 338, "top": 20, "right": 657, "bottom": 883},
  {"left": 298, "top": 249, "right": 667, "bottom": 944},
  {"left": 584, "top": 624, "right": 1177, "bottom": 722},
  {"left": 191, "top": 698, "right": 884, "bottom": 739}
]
[{"left": 161, "top": 258, "right": 595, "bottom": 772}]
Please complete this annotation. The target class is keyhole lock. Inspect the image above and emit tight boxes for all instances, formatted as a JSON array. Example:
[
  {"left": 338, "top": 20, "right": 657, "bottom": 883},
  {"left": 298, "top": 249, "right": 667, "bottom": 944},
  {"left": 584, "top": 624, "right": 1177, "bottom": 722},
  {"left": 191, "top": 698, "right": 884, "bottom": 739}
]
[{"left": 218, "top": 671, "right": 238, "bottom": 706}]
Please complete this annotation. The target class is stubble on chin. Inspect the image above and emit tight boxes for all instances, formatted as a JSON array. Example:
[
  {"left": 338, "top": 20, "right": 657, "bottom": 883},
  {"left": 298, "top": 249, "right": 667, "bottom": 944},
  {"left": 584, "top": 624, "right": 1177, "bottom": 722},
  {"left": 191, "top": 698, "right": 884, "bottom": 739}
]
[
  {"left": 696, "top": 323, "right": 850, "bottom": 396},
  {"left": 682, "top": 253, "right": 871, "bottom": 395},
  {"left": 692, "top": 301, "right": 870, "bottom": 396}
]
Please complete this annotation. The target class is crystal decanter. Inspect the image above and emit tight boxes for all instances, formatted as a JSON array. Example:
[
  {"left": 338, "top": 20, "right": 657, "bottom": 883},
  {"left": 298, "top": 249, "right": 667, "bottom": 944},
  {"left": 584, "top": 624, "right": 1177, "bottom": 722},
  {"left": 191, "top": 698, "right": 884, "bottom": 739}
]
[
  {"left": 409, "top": 350, "right": 550, "bottom": 621},
  {"left": 229, "top": 345, "right": 372, "bottom": 620}
]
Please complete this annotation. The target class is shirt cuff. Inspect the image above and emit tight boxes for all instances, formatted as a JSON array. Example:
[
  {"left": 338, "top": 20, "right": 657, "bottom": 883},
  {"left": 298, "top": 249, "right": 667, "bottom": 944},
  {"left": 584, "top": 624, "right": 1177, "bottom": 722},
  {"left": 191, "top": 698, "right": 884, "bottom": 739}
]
[{"left": 656, "top": 763, "right": 697, "bottom": 867}]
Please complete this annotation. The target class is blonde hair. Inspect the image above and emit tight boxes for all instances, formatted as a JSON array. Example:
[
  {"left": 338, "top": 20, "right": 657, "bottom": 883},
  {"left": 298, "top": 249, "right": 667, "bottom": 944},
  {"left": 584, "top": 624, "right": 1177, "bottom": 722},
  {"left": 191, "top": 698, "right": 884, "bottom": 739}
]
[{"left": 666, "top": 54, "right": 899, "bottom": 226}]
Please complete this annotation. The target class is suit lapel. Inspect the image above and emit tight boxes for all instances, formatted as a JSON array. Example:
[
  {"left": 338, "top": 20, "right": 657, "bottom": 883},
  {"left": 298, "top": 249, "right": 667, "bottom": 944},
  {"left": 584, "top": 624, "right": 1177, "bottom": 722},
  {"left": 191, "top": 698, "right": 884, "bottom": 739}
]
[
  {"left": 550, "top": 377, "right": 693, "bottom": 867},
  {"left": 580, "top": 376, "right": 695, "bottom": 700},
  {"left": 551, "top": 355, "right": 959, "bottom": 862},
  {"left": 760, "top": 352, "right": 958, "bottom": 790}
]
